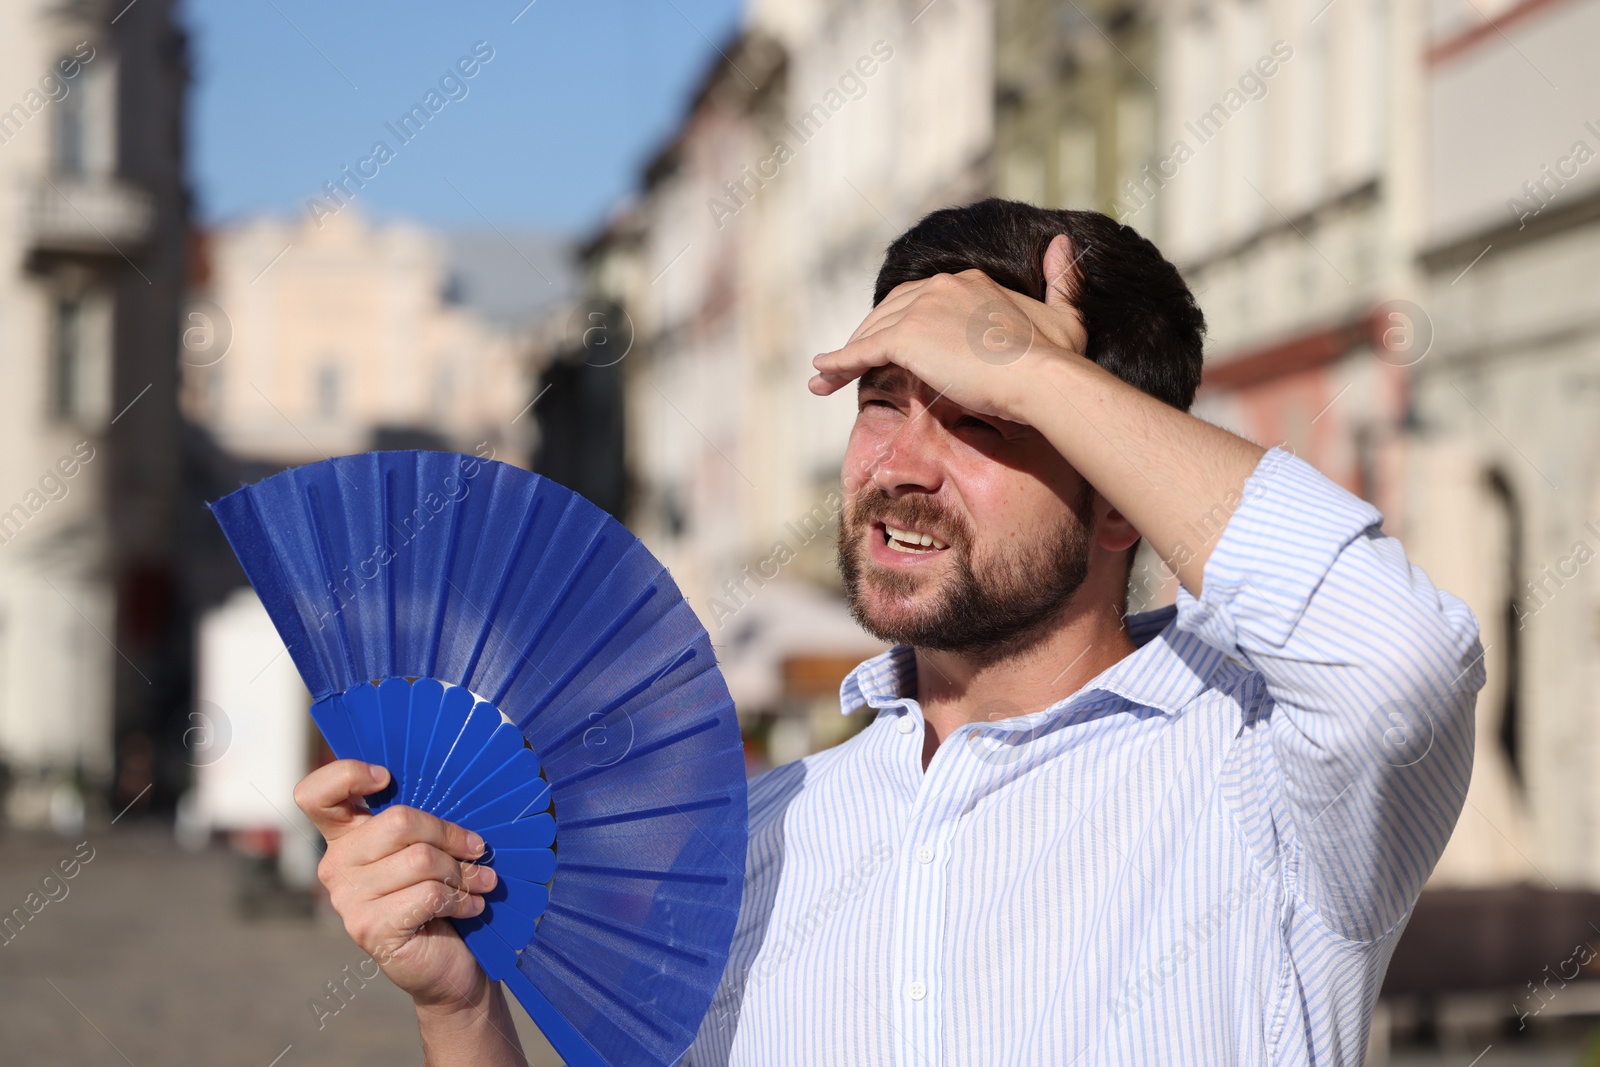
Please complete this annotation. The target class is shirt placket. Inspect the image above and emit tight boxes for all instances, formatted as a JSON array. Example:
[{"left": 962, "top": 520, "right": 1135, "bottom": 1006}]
[{"left": 887, "top": 704, "right": 971, "bottom": 1067}]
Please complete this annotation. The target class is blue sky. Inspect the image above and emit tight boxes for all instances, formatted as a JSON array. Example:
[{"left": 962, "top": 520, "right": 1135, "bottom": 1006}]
[{"left": 183, "top": 0, "right": 745, "bottom": 237}]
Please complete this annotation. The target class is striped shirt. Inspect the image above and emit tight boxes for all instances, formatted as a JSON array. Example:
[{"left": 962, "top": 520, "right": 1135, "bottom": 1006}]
[{"left": 683, "top": 446, "right": 1485, "bottom": 1066}]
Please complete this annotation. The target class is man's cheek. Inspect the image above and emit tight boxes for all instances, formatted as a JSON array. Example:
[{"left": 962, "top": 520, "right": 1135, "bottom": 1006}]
[{"left": 842, "top": 440, "right": 883, "bottom": 493}]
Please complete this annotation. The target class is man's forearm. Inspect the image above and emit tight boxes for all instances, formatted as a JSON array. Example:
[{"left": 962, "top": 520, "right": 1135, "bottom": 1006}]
[
  {"left": 1020, "top": 350, "right": 1267, "bottom": 596},
  {"left": 417, "top": 981, "right": 529, "bottom": 1067}
]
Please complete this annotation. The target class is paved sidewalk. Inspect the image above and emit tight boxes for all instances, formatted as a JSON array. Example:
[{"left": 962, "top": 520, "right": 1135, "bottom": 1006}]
[{"left": 0, "top": 823, "right": 563, "bottom": 1066}]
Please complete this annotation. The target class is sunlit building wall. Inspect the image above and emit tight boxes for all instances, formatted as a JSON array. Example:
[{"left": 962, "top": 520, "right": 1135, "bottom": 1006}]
[
  {"left": 0, "top": 0, "right": 188, "bottom": 828},
  {"left": 1412, "top": 0, "right": 1600, "bottom": 890},
  {"left": 180, "top": 208, "right": 534, "bottom": 467}
]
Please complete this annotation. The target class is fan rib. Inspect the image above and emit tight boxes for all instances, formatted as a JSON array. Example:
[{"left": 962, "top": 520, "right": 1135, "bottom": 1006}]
[
  {"left": 531, "top": 939, "right": 676, "bottom": 1042},
  {"left": 414, "top": 698, "right": 482, "bottom": 813},
  {"left": 544, "top": 903, "right": 711, "bottom": 966},
  {"left": 518, "top": 583, "right": 660, "bottom": 724},
  {"left": 412, "top": 684, "right": 473, "bottom": 810},
  {"left": 432, "top": 719, "right": 520, "bottom": 817},
  {"left": 551, "top": 715, "right": 721, "bottom": 790},
  {"left": 560, "top": 863, "right": 730, "bottom": 887},
  {"left": 541, "top": 645, "right": 696, "bottom": 755},
  {"left": 557, "top": 794, "right": 732, "bottom": 831},
  {"left": 491, "top": 499, "right": 609, "bottom": 707}
]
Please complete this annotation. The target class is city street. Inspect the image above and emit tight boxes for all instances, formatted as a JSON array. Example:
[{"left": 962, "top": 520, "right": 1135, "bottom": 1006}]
[{"left": 0, "top": 823, "right": 562, "bottom": 1066}]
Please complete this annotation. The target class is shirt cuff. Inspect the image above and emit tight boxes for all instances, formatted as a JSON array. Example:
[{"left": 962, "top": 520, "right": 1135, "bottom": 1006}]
[{"left": 1172, "top": 446, "right": 1384, "bottom": 656}]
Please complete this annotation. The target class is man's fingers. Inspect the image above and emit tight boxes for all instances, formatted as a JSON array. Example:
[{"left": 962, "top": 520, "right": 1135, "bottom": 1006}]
[
  {"left": 811, "top": 333, "right": 889, "bottom": 394},
  {"left": 344, "top": 803, "right": 486, "bottom": 869},
  {"left": 355, "top": 881, "right": 488, "bottom": 953},
  {"left": 808, "top": 371, "right": 854, "bottom": 396},
  {"left": 389, "top": 879, "right": 488, "bottom": 930},
  {"left": 359, "top": 841, "right": 498, "bottom": 900},
  {"left": 1043, "top": 233, "right": 1078, "bottom": 307},
  {"left": 845, "top": 283, "right": 923, "bottom": 345},
  {"left": 293, "top": 760, "right": 389, "bottom": 843}
]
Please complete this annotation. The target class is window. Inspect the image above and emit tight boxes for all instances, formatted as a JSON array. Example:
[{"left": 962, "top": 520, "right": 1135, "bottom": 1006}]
[
  {"left": 50, "top": 55, "right": 115, "bottom": 179},
  {"left": 51, "top": 297, "right": 83, "bottom": 415},
  {"left": 52, "top": 76, "right": 85, "bottom": 177},
  {"left": 51, "top": 294, "right": 109, "bottom": 422}
]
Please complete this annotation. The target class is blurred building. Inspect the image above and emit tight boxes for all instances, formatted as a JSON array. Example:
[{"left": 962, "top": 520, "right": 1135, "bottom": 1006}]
[
  {"left": 180, "top": 208, "right": 542, "bottom": 466},
  {"left": 582, "top": 2, "right": 992, "bottom": 767},
  {"left": 580, "top": 0, "right": 996, "bottom": 763},
  {"left": 0, "top": 0, "right": 189, "bottom": 828},
  {"left": 994, "top": 0, "right": 1160, "bottom": 227},
  {"left": 1413, "top": 0, "right": 1600, "bottom": 896}
]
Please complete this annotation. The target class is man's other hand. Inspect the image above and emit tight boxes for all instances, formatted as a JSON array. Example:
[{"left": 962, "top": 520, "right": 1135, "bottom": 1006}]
[{"left": 293, "top": 759, "right": 499, "bottom": 1015}]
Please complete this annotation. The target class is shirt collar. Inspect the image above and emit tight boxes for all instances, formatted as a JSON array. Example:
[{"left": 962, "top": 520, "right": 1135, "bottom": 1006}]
[{"left": 838, "top": 603, "right": 1227, "bottom": 721}]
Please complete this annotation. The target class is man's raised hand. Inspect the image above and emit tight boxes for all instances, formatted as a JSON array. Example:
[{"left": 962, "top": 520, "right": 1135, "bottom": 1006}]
[{"left": 808, "top": 233, "right": 1090, "bottom": 424}]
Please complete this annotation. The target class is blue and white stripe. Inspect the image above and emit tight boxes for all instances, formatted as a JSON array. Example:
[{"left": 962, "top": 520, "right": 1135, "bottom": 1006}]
[{"left": 683, "top": 446, "right": 1485, "bottom": 1066}]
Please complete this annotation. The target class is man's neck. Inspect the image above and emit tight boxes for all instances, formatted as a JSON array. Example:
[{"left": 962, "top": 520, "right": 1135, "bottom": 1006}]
[{"left": 911, "top": 601, "right": 1139, "bottom": 769}]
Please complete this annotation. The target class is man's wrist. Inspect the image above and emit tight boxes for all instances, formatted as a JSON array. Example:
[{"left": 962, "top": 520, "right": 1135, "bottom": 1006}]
[
  {"left": 1010, "top": 342, "right": 1098, "bottom": 429},
  {"left": 416, "top": 978, "right": 529, "bottom": 1066},
  {"left": 414, "top": 969, "right": 494, "bottom": 1021}
]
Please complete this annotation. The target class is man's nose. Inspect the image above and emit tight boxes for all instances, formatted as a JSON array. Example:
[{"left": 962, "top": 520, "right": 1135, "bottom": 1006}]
[{"left": 870, "top": 409, "right": 945, "bottom": 497}]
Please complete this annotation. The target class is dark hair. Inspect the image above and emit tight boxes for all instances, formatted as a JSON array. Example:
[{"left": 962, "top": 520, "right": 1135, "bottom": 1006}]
[{"left": 873, "top": 197, "right": 1205, "bottom": 412}]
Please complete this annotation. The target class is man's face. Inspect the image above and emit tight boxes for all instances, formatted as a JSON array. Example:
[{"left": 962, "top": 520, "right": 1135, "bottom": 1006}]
[{"left": 836, "top": 364, "right": 1099, "bottom": 659}]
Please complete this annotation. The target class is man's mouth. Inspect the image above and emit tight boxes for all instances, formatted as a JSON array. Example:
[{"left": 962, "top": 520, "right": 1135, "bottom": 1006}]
[{"left": 877, "top": 521, "right": 949, "bottom": 555}]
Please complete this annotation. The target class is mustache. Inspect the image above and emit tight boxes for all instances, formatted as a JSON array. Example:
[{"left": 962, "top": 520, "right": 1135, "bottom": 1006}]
[{"left": 847, "top": 489, "right": 970, "bottom": 550}]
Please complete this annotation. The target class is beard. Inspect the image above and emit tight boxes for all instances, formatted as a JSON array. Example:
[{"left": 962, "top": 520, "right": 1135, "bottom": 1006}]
[{"left": 836, "top": 482, "right": 1095, "bottom": 663}]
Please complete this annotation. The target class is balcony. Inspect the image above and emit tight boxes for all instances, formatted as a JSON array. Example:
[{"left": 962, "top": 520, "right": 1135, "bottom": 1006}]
[{"left": 22, "top": 175, "right": 154, "bottom": 264}]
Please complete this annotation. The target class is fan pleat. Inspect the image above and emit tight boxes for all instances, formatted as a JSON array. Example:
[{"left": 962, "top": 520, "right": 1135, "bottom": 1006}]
[
  {"left": 544, "top": 902, "right": 712, "bottom": 965},
  {"left": 532, "top": 937, "right": 681, "bottom": 1042}
]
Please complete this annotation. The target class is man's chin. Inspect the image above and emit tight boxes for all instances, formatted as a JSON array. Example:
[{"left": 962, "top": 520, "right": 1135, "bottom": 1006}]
[{"left": 846, "top": 587, "right": 946, "bottom": 645}]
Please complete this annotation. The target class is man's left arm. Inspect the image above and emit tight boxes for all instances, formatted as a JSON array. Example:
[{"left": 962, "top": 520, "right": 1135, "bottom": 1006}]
[{"left": 1023, "top": 354, "right": 1485, "bottom": 940}]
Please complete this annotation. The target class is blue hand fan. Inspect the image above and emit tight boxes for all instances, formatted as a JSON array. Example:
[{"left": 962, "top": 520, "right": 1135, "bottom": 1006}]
[{"left": 209, "top": 451, "right": 747, "bottom": 1067}]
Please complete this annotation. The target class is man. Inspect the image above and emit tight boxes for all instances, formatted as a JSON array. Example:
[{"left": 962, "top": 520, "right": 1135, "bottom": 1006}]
[{"left": 294, "top": 198, "right": 1484, "bottom": 1065}]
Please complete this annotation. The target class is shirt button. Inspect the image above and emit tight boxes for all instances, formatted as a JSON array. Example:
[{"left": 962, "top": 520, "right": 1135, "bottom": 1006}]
[
  {"left": 908, "top": 981, "right": 927, "bottom": 1001},
  {"left": 915, "top": 845, "right": 934, "bottom": 864},
  {"left": 896, "top": 716, "right": 917, "bottom": 735}
]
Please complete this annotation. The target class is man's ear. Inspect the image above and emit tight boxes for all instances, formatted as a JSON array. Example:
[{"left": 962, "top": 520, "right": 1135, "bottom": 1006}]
[
  {"left": 1095, "top": 501, "right": 1141, "bottom": 554},
  {"left": 1043, "top": 233, "right": 1078, "bottom": 308}
]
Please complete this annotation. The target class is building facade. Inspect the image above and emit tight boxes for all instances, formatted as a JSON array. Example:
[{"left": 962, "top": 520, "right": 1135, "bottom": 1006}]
[
  {"left": 180, "top": 208, "right": 535, "bottom": 466},
  {"left": 989, "top": 0, "right": 1565, "bottom": 899},
  {"left": 583, "top": 0, "right": 996, "bottom": 763},
  {"left": 0, "top": 0, "right": 189, "bottom": 828},
  {"left": 1413, "top": 0, "right": 1600, "bottom": 890}
]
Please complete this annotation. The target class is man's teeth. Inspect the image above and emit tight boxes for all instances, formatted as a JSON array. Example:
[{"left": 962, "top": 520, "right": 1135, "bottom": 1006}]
[{"left": 884, "top": 524, "right": 948, "bottom": 552}]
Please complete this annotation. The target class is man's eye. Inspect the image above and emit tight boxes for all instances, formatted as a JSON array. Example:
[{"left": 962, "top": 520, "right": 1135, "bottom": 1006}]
[
  {"left": 956, "top": 416, "right": 996, "bottom": 432},
  {"left": 861, "top": 399, "right": 896, "bottom": 410}
]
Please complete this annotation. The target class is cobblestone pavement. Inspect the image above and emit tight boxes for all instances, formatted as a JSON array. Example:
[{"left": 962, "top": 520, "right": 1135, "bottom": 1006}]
[
  {"left": 0, "top": 823, "right": 563, "bottom": 1066},
  {"left": 9, "top": 821, "right": 1595, "bottom": 1067}
]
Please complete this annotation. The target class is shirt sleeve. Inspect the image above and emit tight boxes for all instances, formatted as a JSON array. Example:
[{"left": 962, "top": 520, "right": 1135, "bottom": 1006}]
[{"left": 1172, "top": 446, "right": 1486, "bottom": 942}]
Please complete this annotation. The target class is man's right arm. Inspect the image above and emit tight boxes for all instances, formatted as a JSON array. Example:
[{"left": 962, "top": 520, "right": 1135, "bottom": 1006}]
[{"left": 293, "top": 759, "right": 529, "bottom": 1066}]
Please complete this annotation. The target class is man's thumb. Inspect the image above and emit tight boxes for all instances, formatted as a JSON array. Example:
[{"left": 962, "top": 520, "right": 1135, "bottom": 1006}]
[{"left": 1043, "top": 233, "right": 1077, "bottom": 307}]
